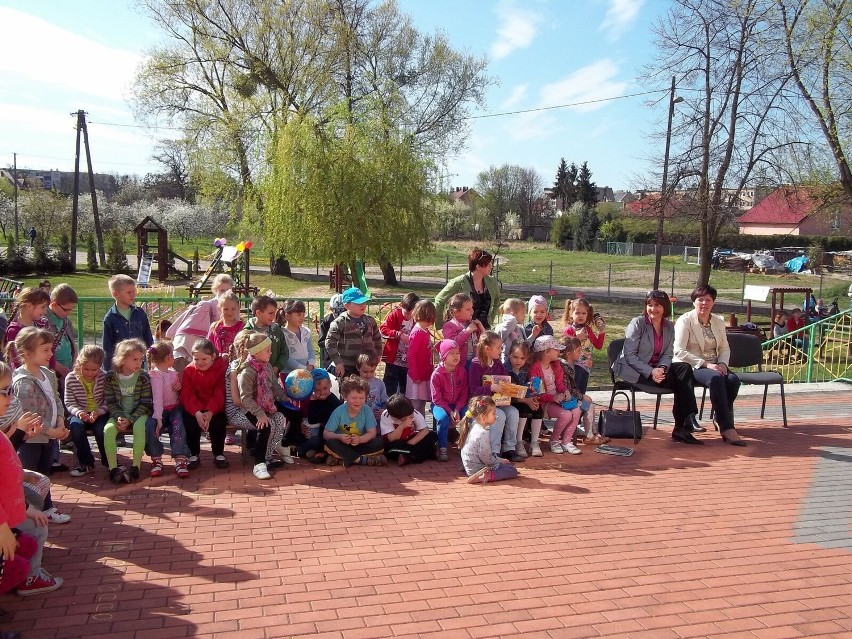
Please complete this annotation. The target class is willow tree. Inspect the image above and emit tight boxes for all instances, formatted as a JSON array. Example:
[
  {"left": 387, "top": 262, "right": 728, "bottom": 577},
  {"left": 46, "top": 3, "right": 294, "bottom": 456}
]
[{"left": 262, "top": 105, "right": 431, "bottom": 282}]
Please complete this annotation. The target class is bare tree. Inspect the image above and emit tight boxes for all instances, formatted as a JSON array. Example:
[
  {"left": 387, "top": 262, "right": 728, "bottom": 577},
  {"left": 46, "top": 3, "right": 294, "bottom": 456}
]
[
  {"left": 512, "top": 166, "right": 544, "bottom": 240},
  {"left": 645, "top": 0, "right": 799, "bottom": 284},
  {"left": 777, "top": 0, "right": 852, "bottom": 204}
]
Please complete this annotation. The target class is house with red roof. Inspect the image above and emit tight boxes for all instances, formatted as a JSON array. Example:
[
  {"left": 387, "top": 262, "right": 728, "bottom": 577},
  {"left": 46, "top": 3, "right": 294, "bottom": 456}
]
[{"left": 737, "top": 186, "right": 852, "bottom": 236}]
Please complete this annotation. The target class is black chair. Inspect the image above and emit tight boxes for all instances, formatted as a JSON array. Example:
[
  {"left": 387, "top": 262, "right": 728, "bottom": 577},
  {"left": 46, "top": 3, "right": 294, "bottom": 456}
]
[
  {"left": 607, "top": 338, "right": 674, "bottom": 429},
  {"left": 725, "top": 332, "right": 788, "bottom": 428}
]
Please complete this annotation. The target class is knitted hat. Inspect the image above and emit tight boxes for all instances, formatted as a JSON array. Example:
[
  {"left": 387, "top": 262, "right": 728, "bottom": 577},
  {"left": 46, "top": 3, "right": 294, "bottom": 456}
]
[
  {"left": 533, "top": 335, "right": 565, "bottom": 352},
  {"left": 528, "top": 294, "right": 547, "bottom": 316},
  {"left": 436, "top": 339, "right": 460, "bottom": 362}
]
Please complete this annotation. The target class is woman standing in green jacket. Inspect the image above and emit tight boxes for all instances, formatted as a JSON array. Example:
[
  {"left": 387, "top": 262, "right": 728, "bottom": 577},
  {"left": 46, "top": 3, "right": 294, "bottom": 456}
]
[{"left": 434, "top": 248, "right": 501, "bottom": 330}]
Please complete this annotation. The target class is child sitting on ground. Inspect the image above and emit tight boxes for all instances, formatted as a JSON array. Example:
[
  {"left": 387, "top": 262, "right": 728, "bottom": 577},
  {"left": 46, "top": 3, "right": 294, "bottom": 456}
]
[
  {"left": 459, "top": 396, "right": 518, "bottom": 484},
  {"left": 238, "top": 332, "right": 291, "bottom": 480},
  {"left": 380, "top": 394, "right": 438, "bottom": 466},
  {"left": 357, "top": 353, "right": 387, "bottom": 422},
  {"left": 103, "top": 338, "right": 152, "bottom": 483},
  {"left": 146, "top": 341, "right": 191, "bottom": 478},
  {"left": 298, "top": 368, "right": 341, "bottom": 463},
  {"left": 323, "top": 376, "right": 387, "bottom": 467},
  {"left": 65, "top": 346, "right": 109, "bottom": 476},
  {"left": 429, "top": 339, "right": 468, "bottom": 462}
]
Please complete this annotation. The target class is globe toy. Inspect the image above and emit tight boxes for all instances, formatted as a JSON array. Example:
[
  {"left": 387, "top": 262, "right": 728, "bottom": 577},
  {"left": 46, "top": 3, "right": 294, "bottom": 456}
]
[{"left": 285, "top": 369, "right": 315, "bottom": 401}]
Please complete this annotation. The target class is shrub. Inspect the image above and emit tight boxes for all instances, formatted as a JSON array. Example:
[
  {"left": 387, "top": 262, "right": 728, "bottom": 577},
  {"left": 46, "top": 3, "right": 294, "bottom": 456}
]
[
  {"left": 5, "top": 236, "right": 31, "bottom": 276},
  {"left": 87, "top": 235, "right": 99, "bottom": 272},
  {"left": 550, "top": 215, "right": 573, "bottom": 248},
  {"left": 106, "top": 229, "right": 130, "bottom": 274}
]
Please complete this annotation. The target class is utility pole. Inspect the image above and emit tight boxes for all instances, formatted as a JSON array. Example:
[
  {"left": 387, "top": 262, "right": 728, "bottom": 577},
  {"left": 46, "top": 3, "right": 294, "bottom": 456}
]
[
  {"left": 652, "top": 77, "right": 683, "bottom": 290},
  {"left": 71, "top": 111, "right": 83, "bottom": 271},
  {"left": 80, "top": 116, "right": 106, "bottom": 266},
  {"left": 12, "top": 152, "right": 18, "bottom": 241},
  {"left": 71, "top": 110, "right": 106, "bottom": 270}
]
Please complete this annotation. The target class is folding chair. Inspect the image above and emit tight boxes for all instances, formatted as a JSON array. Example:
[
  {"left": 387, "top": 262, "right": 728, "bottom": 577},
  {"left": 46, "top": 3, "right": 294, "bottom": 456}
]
[{"left": 607, "top": 338, "right": 674, "bottom": 429}]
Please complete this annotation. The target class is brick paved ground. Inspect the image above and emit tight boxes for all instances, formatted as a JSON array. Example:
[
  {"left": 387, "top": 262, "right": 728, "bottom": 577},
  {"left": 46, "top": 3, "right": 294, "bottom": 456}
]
[{"left": 2, "top": 385, "right": 851, "bottom": 639}]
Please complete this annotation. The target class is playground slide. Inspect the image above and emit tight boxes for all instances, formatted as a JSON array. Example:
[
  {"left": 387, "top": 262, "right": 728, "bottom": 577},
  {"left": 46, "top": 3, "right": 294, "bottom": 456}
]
[{"left": 352, "top": 259, "right": 371, "bottom": 298}]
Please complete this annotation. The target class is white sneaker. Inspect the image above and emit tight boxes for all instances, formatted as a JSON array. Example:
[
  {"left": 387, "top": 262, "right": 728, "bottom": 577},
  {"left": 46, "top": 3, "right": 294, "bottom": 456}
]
[
  {"left": 515, "top": 442, "right": 528, "bottom": 458},
  {"left": 530, "top": 442, "right": 543, "bottom": 457},
  {"left": 252, "top": 463, "right": 272, "bottom": 480},
  {"left": 550, "top": 442, "right": 564, "bottom": 454},
  {"left": 563, "top": 443, "right": 582, "bottom": 455},
  {"left": 44, "top": 507, "right": 71, "bottom": 524},
  {"left": 275, "top": 444, "right": 295, "bottom": 464}
]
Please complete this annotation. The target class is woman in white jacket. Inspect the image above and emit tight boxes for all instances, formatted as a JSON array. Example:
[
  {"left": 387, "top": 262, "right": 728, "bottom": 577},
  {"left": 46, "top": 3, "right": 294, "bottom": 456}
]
[{"left": 673, "top": 285, "right": 745, "bottom": 446}]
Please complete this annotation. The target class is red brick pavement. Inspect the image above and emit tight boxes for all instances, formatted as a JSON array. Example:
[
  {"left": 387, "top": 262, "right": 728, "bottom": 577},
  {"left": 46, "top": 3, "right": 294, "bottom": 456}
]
[{"left": 2, "top": 390, "right": 852, "bottom": 639}]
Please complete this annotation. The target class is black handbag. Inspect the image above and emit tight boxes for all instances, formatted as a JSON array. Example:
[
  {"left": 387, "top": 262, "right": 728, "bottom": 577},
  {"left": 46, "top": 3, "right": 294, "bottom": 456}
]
[{"left": 598, "top": 390, "right": 643, "bottom": 444}]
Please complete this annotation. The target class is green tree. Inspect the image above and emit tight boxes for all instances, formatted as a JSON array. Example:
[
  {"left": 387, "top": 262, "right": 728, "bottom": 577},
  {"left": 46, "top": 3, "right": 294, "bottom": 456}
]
[
  {"left": 261, "top": 105, "right": 431, "bottom": 274},
  {"left": 577, "top": 162, "right": 598, "bottom": 207},
  {"left": 575, "top": 203, "right": 600, "bottom": 251},
  {"left": 106, "top": 229, "right": 130, "bottom": 274},
  {"left": 87, "top": 235, "right": 99, "bottom": 273},
  {"left": 133, "top": 0, "right": 492, "bottom": 232}
]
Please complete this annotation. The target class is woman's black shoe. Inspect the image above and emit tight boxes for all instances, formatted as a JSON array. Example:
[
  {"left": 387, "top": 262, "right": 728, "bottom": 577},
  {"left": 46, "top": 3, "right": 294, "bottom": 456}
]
[
  {"left": 686, "top": 413, "right": 706, "bottom": 432},
  {"left": 672, "top": 432, "right": 704, "bottom": 445},
  {"left": 722, "top": 434, "right": 747, "bottom": 447}
]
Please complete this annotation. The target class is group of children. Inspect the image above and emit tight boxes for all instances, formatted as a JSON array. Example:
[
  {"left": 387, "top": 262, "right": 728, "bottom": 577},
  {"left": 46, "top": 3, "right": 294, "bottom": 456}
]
[{"left": 0, "top": 274, "right": 614, "bottom": 595}]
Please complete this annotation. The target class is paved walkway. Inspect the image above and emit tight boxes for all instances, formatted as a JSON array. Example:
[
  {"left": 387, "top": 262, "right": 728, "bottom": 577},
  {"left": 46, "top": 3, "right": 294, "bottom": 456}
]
[{"left": 3, "top": 384, "right": 852, "bottom": 639}]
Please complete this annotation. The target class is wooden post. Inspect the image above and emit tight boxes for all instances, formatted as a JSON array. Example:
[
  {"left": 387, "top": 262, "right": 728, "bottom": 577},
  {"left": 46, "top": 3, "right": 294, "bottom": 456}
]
[
  {"left": 70, "top": 111, "right": 83, "bottom": 271},
  {"left": 80, "top": 115, "right": 106, "bottom": 266}
]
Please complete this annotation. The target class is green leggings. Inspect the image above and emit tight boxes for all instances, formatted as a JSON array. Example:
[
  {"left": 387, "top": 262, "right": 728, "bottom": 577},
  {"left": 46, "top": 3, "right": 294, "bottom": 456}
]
[{"left": 104, "top": 415, "right": 147, "bottom": 469}]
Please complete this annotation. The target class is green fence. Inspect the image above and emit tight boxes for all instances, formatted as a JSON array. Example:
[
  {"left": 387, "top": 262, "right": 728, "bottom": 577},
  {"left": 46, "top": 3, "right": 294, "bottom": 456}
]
[
  {"left": 74, "top": 296, "right": 404, "bottom": 351},
  {"left": 759, "top": 307, "right": 852, "bottom": 383}
]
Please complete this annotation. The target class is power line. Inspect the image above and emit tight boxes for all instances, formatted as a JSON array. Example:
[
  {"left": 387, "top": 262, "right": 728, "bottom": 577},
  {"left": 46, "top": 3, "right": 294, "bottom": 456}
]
[
  {"left": 1, "top": 152, "right": 154, "bottom": 169},
  {"left": 468, "top": 88, "right": 668, "bottom": 119}
]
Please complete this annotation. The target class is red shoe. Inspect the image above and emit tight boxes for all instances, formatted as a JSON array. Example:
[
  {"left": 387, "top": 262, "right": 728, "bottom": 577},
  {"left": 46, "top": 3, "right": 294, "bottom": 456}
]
[
  {"left": 175, "top": 459, "right": 189, "bottom": 478},
  {"left": 16, "top": 570, "right": 64, "bottom": 596},
  {"left": 149, "top": 458, "right": 163, "bottom": 478}
]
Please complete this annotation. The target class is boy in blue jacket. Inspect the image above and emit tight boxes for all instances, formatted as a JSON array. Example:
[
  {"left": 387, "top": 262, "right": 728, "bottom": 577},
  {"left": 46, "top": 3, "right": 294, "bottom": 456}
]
[{"left": 101, "top": 275, "right": 153, "bottom": 370}]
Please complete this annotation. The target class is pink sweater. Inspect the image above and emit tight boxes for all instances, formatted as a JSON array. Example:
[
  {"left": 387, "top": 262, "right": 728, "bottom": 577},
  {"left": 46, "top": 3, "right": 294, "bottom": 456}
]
[
  {"left": 430, "top": 364, "right": 468, "bottom": 414},
  {"left": 0, "top": 433, "right": 25, "bottom": 528},
  {"left": 528, "top": 361, "right": 566, "bottom": 403},
  {"left": 407, "top": 325, "right": 434, "bottom": 382},
  {"left": 150, "top": 368, "right": 181, "bottom": 420}
]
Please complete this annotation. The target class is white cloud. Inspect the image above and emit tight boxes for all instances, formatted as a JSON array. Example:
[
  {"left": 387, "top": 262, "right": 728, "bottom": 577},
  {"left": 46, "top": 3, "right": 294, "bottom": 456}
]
[
  {"left": 600, "top": 0, "right": 645, "bottom": 41},
  {"left": 490, "top": 1, "right": 542, "bottom": 60},
  {"left": 501, "top": 84, "right": 528, "bottom": 110},
  {"left": 502, "top": 59, "right": 627, "bottom": 143},
  {"left": 539, "top": 59, "right": 628, "bottom": 113},
  {"left": 0, "top": 8, "right": 141, "bottom": 102}
]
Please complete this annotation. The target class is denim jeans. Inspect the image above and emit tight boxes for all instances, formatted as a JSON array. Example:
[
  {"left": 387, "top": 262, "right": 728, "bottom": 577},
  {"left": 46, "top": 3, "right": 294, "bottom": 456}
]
[
  {"left": 491, "top": 405, "right": 519, "bottom": 455},
  {"left": 145, "top": 407, "right": 191, "bottom": 458},
  {"left": 69, "top": 414, "right": 109, "bottom": 468}
]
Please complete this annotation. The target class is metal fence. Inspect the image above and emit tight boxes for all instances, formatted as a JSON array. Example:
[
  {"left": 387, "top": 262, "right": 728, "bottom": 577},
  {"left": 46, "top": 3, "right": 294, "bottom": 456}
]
[
  {"left": 74, "top": 296, "right": 403, "bottom": 351},
  {"left": 759, "top": 307, "right": 852, "bottom": 383}
]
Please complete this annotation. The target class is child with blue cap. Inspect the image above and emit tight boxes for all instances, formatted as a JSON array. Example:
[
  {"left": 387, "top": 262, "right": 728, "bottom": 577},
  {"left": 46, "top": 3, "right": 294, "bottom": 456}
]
[{"left": 325, "top": 288, "right": 382, "bottom": 378}]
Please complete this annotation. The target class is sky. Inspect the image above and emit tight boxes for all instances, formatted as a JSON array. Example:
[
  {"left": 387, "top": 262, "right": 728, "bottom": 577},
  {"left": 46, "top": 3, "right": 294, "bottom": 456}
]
[{"left": 0, "top": 0, "right": 666, "bottom": 193}]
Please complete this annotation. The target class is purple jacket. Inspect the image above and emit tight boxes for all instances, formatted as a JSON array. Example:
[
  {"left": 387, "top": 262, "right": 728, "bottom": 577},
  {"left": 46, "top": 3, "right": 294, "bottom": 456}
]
[{"left": 468, "top": 357, "right": 508, "bottom": 397}]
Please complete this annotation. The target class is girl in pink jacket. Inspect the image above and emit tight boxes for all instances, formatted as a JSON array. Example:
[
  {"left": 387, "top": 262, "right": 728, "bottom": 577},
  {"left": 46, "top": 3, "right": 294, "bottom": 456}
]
[
  {"left": 429, "top": 340, "right": 468, "bottom": 462},
  {"left": 528, "top": 336, "right": 582, "bottom": 456}
]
